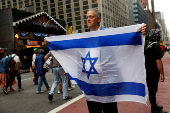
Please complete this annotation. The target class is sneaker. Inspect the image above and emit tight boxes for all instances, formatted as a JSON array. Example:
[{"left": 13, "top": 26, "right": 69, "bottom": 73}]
[
  {"left": 36, "top": 91, "right": 43, "bottom": 94},
  {"left": 63, "top": 96, "right": 72, "bottom": 100},
  {"left": 152, "top": 110, "right": 167, "bottom": 113},
  {"left": 9, "top": 88, "right": 16, "bottom": 92},
  {"left": 48, "top": 94, "right": 53, "bottom": 101},
  {"left": 2, "top": 87, "right": 8, "bottom": 95},
  {"left": 156, "top": 106, "right": 163, "bottom": 110},
  {"left": 47, "top": 85, "right": 51, "bottom": 90},
  {"left": 18, "top": 88, "right": 25, "bottom": 92},
  {"left": 68, "top": 85, "right": 75, "bottom": 91},
  {"left": 58, "top": 90, "right": 62, "bottom": 94}
]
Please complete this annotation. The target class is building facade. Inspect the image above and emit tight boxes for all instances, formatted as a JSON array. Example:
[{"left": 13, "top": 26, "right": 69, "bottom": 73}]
[
  {"left": 155, "top": 11, "right": 167, "bottom": 41},
  {"left": 139, "top": 0, "right": 148, "bottom": 9},
  {"left": 0, "top": 0, "right": 134, "bottom": 33},
  {"left": 146, "top": 10, "right": 155, "bottom": 30},
  {"left": 132, "top": 0, "right": 148, "bottom": 33},
  {"left": 138, "top": 0, "right": 155, "bottom": 31}
]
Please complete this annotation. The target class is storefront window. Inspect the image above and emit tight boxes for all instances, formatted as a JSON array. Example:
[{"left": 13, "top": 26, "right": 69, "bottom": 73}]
[
  {"left": 58, "top": 6, "right": 63, "bottom": 10},
  {"left": 75, "top": 12, "right": 80, "bottom": 17},
  {"left": 74, "top": 2, "right": 79, "bottom": 7}
]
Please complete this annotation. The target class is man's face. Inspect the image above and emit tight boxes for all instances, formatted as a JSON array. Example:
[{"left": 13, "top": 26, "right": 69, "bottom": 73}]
[{"left": 86, "top": 11, "right": 101, "bottom": 28}]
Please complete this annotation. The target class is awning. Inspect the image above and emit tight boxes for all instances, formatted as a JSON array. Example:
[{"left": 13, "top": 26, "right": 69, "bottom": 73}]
[
  {"left": 25, "top": 45, "right": 41, "bottom": 48},
  {"left": 13, "top": 11, "right": 67, "bottom": 32}
]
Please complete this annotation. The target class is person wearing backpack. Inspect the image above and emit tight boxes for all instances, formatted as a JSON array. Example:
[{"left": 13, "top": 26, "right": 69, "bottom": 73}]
[
  {"left": 5, "top": 48, "right": 24, "bottom": 92},
  {"left": 34, "top": 49, "right": 50, "bottom": 94},
  {"left": 0, "top": 51, "right": 17, "bottom": 94}
]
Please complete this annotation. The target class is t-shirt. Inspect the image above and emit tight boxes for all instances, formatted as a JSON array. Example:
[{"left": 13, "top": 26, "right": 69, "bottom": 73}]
[
  {"left": 144, "top": 44, "right": 163, "bottom": 75},
  {"left": 11, "top": 54, "right": 20, "bottom": 70},
  {"left": 46, "top": 51, "right": 60, "bottom": 67},
  {"left": 32, "top": 53, "right": 36, "bottom": 62}
]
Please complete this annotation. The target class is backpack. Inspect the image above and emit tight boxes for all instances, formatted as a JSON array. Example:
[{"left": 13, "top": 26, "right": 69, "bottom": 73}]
[{"left": 6, "top": 55, "right": 16, "bottom": 68}]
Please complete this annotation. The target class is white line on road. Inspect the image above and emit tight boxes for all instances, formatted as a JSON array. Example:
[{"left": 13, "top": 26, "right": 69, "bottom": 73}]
[
  {"left": 21, "top": 77, "right": 34, "bottom": 81},
  {"left": 48, "top": 94, "right": 84, "bottom": 113}
]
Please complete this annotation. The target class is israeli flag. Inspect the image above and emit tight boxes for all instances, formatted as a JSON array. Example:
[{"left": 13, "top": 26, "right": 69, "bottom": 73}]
[{"left": 45, "top": 24, "right": 147, "bottom": 104}]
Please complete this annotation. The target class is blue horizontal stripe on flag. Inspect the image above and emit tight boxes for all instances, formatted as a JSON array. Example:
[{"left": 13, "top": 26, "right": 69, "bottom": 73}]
[
  {"left": 67, "top": 73, "right": 145, "bottom": 97},
  {"left": 48, "top": 31, "right": 142, "bottom": 51}
]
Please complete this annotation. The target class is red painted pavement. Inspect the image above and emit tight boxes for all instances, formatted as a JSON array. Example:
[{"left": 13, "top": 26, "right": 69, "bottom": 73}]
[{"left": 57, "top": 57, "right": 170, "bottom": 113}]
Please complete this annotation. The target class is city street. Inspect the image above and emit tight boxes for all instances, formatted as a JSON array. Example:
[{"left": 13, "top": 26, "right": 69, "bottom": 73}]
[
  {"left": 1, "top": 57, "right": 170, "bottom": 113},
  {"left": 0, "top": 70, "right": 83, "bottom": 113}
]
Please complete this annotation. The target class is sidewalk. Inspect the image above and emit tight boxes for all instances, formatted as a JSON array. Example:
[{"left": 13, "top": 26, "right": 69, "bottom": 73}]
[{"left": 56, "top": 57, "right": 170, "bottom": 113}]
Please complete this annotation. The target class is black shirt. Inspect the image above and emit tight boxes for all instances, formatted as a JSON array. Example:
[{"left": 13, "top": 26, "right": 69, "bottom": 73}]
[{"left": 144, "top": 44, "right": 163, "bottom": 75}]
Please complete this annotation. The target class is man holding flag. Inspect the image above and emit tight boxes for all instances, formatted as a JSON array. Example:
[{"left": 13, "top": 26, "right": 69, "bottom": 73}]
[
  {"left": 84, "top": 9, "right": 146, "bottom": 113},
  {"left": 45, "top": 9, "right": 147, "bottom": 113}
]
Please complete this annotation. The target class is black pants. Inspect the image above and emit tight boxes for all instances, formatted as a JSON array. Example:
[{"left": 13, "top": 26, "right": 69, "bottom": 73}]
[
  {"left": 6, "top": 71, "right": 22, "bottom": 89},
  {"left": 146, "top": 73, "right": 160, "bottom": 110},
  {"left": 86, "top": 101, "right": 118, "bottom": 113}
]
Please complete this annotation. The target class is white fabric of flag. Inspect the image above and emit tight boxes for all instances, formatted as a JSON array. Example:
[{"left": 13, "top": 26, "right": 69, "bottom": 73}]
[{"left": 45, "top": 24, "right": 147, "bottom": 104}]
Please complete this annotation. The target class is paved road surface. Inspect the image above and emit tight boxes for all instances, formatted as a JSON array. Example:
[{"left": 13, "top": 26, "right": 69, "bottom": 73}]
[
  {"left": 0, "top": 70, "right": 83, "bottom": 113},
  {"left": 1, "top": 57, "right": 170, "bottom": 113}
]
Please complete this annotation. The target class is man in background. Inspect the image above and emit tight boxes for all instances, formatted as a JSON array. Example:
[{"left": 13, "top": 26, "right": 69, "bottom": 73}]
[
  {"left": 32, "top": 48, "right": 39, "bottom": 85},
  {"left": 145, "top": 29, "right": 167, "bottom": 113},
  {"left": 85, "top": 8, "right": 147, "bottom": 113}
]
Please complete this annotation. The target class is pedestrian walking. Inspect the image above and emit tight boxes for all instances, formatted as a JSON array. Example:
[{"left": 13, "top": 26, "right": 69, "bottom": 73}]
[
  {"left": 84, "top": 8, "right": 147, "bottom": 113},
  {"left": 0, "top": 51, "right": 17, "bottom": 95},
  {"left": 34, "top": 49, "right": 50, "bottom": 94},
  {"left": 57, "top": 78, "right": 75, "bottom": 94},
  {"left": 44, "top": 51, "right": 72, "bottom": 101},
  {"left": 4, "top": 48, "right": 24, "bottom": 92},
  {"left": 145, "top": 29, "right": 167, "bottom": 113},
  {"left": 32, "top": 48, "right": 39, "bottom": 85}
]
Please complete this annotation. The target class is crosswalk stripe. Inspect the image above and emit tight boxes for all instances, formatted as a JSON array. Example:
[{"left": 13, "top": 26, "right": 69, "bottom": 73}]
[{"left": 48, "top": 94, "right": 84, "bottom": 113}]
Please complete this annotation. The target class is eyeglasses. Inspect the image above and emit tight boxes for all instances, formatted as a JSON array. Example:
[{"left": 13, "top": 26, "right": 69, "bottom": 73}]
[{"left": 86, "top": 15, "right": 96, "bottom": 19}]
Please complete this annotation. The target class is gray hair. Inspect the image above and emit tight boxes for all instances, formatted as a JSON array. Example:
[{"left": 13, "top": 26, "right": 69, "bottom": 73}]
[
  {"left": 87, "top": 9, "right": 101, "bottom": 18},
  {"left": 38, "top": 49, "right": 44, "bottom": 54}
]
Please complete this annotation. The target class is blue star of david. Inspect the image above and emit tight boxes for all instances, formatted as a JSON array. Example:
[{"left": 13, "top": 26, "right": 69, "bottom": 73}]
[{"left": 81, "top": 51, "right": 98, "bottom": 79}]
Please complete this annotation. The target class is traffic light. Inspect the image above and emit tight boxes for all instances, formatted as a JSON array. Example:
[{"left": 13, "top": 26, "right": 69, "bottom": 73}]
[{"left": 68, "top": 26, "right": 72, "bottom": 34}]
